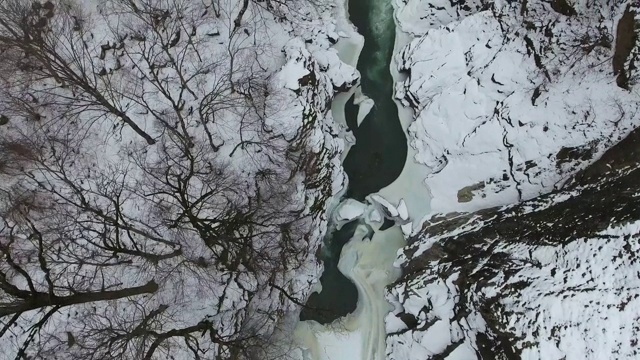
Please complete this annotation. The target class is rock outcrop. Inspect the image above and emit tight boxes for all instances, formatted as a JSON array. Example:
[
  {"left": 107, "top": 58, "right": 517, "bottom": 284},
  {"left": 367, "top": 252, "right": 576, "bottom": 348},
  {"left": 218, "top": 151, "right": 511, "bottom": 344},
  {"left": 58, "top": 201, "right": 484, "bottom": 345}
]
[{"left": 387, "top": 1, "right": 640, "bottom": 359}]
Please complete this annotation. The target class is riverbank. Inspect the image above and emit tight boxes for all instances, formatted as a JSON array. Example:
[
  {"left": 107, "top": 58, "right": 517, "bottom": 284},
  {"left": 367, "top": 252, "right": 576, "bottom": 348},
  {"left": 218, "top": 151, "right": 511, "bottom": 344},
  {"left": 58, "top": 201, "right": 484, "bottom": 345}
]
[
  {"left": 292, "top": 4, "right": 365, "bottom": 349},
  {"left": 297, "top": 0, "right": 368, "bottom": 325},
  {"left": 330, "top": 3, "right": 364, "bottom": 160}
]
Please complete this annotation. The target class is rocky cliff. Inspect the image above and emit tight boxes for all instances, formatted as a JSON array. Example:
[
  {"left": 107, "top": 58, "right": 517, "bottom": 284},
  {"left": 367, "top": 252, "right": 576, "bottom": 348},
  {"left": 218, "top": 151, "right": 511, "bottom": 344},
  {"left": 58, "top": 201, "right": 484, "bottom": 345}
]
[
  {"left": 387, "top": 124, "right": 640, "bottom": 359},
  {"left": 387, "top": 0, "right": 640, "bottom": 359}
]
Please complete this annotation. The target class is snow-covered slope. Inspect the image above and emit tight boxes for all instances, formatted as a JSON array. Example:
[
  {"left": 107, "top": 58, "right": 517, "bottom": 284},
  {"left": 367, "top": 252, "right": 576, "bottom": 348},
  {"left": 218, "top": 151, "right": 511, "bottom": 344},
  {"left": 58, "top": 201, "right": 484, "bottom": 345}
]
[
  {"left": 395, "top": 0, "right": 640, "bottom": 214},
  {"left": 387, "top": 124, "right": 640, "bottom": 359},
  {"left": 386, "top": 0, "right": 640, "bottom": 359},
  {"left": 0, "top": 0, "right": 358, "bottom": 358}
]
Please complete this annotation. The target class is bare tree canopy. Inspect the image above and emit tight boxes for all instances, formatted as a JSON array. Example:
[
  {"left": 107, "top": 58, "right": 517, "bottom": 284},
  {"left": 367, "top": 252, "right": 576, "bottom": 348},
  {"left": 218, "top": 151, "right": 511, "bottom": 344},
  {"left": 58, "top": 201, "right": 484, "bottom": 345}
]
[{"left": 0, "top": 0, "right": 337, "bottom": 358}]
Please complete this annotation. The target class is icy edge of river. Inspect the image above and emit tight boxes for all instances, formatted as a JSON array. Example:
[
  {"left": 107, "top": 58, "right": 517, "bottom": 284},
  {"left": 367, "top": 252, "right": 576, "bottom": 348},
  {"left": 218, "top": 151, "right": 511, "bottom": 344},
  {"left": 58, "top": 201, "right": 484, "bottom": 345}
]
[
  {"left": 328, "top": 1, "right": 364, "bottom": 161},
  {"left": 374, "top": 0, "right": 432, "bottom": 234},
  {"left": 294, "top": 221, "right": 406, "bottom": 360},
  {"left": 291, "top": 1, "right": 367, "bottom": 358}
]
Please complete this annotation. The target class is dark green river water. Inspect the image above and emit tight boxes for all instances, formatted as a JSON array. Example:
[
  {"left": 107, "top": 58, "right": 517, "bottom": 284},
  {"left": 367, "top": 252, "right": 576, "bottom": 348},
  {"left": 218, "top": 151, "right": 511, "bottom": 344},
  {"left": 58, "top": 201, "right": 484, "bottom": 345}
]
[{"left": 299, "top": 0, "right": 407, "bottom": 324}]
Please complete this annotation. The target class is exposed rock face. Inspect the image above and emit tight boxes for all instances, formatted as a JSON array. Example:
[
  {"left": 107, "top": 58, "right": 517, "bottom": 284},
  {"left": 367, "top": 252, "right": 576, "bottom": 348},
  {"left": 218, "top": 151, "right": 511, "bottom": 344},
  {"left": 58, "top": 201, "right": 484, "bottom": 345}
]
[
  {"left": 387, "top": 0, "right": 640, "bottom": 359},
  {"left": 387, "top": 124, "right": 640, "bottom": 360},
  {"left": 613, "top": 5, "right": 638, "bottom": 89}
]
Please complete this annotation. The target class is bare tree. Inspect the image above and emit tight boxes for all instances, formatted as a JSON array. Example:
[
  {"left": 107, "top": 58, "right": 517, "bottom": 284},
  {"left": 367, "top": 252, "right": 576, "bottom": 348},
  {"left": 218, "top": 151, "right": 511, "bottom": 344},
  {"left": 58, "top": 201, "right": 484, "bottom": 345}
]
[
  {"left": 0, "top": 0, "right": 157, "bottom": 144},
  {"left": 0, "top": 0, "right": 324, "bottom": 359}
]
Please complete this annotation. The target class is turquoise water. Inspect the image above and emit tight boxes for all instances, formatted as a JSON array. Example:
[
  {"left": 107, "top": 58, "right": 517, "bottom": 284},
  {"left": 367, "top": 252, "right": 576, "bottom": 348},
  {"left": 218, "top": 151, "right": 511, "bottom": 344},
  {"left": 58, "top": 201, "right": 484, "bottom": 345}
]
[
  {"left": 344, "top": 0, "right": 406, "bottom": 200},
  {"left": 300, "top": 0, "right": 407, "bottom": 324}
]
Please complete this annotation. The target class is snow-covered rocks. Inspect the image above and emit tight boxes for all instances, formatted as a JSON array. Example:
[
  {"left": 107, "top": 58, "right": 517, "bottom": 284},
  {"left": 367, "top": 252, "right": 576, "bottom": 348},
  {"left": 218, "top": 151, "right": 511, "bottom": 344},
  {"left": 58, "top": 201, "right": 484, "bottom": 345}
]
[
  {"left": 368, "top": 194, "right": 410, "bottom": 224},
  {"left": 278, "top": 39, "right": 314, "bottom": 91},
  {"left": 369, "top": 194, "right": 400, "bottom": 217},
  {"left": 387, "top": 117, "right": 640, "bottom": 359},
  {"left": 389, "top": 172, "right": 640, "bottom": 358},
  {"left": 396, "top": 0, "right": 640, "bottom": 215},
  {"left": 386, "top": 1, "right": 640, "bottom": 359},
  {"left": 314, "top": 48, "right": 360, "bottom": 92},
  {"left": 332, "top": 195, "right": 412, "bottom": 230},
  {"left": 336, "top": 199, "right": 368, "bottom": 222}
]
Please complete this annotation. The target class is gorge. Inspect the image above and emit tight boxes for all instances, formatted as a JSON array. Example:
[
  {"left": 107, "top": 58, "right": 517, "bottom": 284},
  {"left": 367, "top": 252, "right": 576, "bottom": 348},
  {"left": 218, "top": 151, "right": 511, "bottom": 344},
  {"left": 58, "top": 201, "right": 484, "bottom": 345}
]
[
  {"left": 294, "top": 0, "right": 427, "bottom": 358},
  {"left": 300, "top": 0, "right": 407, "bottom": 324}
]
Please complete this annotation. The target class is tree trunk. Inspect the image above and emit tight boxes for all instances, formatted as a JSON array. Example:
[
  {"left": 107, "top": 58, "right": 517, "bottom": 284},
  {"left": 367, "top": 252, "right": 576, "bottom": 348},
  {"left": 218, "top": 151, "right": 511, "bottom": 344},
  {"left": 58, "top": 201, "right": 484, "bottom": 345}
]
[{"left": 0, "top": 280, "right": 158, "bottom": 316}]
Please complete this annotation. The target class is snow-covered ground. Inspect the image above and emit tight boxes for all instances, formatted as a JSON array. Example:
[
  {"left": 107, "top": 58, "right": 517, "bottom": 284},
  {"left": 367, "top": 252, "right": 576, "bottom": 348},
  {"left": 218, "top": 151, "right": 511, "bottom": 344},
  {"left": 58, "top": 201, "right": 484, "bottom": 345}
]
[{"left": 0, "top": 0, "right": 361, "bottom": 357}]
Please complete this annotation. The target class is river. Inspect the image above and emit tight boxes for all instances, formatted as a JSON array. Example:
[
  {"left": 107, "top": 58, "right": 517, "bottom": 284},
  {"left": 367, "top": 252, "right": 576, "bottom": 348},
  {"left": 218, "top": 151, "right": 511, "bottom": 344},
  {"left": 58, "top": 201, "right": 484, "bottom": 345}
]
[
  {"left": 343, "top": 0, "right": 406, "bottom": 201},
  {"left": 299, "top": 0, "right": 407, "bottom": 325}
]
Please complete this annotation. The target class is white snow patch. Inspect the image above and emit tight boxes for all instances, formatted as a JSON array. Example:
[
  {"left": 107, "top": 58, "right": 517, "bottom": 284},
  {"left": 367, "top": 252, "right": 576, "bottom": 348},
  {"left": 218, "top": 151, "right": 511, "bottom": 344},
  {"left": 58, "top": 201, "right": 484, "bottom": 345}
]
[
  {"left": 397, "top": 199, "right": 408, "bottom": 221},
  {"left": 368, "top": 194, "right": 400, "bottom": 218},
  {"left": 336, "top": 199, "right": 367, "bottom": 222}
]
